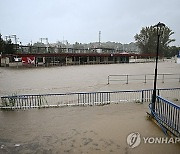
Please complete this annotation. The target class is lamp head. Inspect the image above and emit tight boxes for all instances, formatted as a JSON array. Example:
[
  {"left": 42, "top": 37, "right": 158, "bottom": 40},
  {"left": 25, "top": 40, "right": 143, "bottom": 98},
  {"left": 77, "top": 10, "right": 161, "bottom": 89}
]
[{"left": 153, "top": 22, "right": 166, "bottom": 28}]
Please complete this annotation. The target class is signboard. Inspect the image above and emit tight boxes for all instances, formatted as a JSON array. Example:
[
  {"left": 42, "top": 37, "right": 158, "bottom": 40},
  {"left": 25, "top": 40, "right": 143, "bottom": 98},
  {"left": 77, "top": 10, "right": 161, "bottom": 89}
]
[
  {"left": 14, "top": 57, "right": 22, "bottom": 62},
  {"left": 22, "top": 57, "right": 35, "bottom": 65}
]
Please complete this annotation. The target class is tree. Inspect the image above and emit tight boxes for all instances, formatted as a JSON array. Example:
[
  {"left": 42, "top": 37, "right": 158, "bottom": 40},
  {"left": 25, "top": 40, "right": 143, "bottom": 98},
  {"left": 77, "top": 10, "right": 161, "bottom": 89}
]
[
  {"left": 4, "top": 39, "right": 15, "bottom": 54},
  {"left": 168, "top": 46, "right": 180, "bottom": 57},
  {"left": 0, "top": 34, "right": 16, "bottom": 54},
  {"left": 134, "top": 25, "right": 175, "bottom": 56},
  {"left": 0, "top": 34, "right": 5, "bottom": 53}
]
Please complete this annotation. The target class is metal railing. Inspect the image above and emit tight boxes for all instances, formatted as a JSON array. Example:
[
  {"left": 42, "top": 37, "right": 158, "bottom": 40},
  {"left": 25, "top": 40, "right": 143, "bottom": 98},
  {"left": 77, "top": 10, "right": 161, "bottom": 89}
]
[
  {"left": 1, "top": 88, "right": 180, "bottom": 110},
  {"left": 107, "top": 74, "right": 180, "bottom": 84},
  {"left": 149, "top": 96, "right": 180, "bottom": 137}
]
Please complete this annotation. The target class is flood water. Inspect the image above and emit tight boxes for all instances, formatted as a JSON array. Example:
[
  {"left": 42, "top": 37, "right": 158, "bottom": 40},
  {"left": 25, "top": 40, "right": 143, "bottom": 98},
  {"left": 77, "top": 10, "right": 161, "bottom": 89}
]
[
  {"left": 0, "top": 61, "right": 180, "bottom": 153},
  {"left": 0, "top": 61, "right": 180, "bottom": 96}
]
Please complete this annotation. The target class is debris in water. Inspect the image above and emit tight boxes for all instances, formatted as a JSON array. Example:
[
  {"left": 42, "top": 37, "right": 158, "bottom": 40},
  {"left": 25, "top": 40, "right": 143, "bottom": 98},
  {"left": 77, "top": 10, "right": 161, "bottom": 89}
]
[
  {"left": 15, "top": 144, "right": 21, "bottom": 147},
  {"left": 1, "top": 145, "right": 5, "bottom": 149}
]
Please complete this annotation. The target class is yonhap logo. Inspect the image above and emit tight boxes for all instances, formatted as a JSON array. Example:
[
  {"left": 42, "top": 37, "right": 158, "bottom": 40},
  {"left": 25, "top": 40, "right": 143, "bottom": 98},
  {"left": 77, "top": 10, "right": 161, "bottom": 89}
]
[
  {"left": 127, "top": 132, "right": 180, "bottom": 148},
  {"left": 127, "top": 132, "right": 141, "bottom": 148}
]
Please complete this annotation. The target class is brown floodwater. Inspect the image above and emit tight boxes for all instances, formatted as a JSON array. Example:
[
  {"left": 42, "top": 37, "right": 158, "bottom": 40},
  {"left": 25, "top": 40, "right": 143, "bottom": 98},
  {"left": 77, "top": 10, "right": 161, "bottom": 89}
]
[
  {"left": 0, "top": 61, "right": 180, "bottom": 153},
  {"left": 0, "top": 103, "right": 180, "bottom": 154},
  {"left": 0, "top": 61, "right": 180, "bottom": 96}
]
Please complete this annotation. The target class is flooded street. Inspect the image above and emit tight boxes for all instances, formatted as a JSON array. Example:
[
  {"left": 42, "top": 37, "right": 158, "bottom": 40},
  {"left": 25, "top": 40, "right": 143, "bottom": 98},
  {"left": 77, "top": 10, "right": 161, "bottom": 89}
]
[
  {"left": 0, "top": 61, "right": 180, "bottom": 96},
  {"left": 0, "top": 61, "right": 180, "bottom": 153},
  {"left": 0, "top": 103, "right": 180, "bottom": 154}
]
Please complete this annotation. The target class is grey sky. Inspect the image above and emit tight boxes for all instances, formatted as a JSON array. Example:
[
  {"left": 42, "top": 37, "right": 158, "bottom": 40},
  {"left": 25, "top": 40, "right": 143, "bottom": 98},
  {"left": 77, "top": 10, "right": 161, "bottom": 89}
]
[{"left": 0, "top": 0, "right": 180, "bottom": 45}]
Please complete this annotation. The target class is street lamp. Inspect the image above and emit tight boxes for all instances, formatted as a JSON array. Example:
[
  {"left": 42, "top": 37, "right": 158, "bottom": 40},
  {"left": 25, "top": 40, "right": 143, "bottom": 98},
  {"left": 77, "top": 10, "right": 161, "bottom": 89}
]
[{"left": 151, "top": 22, "right": 166, "bottom": 113}]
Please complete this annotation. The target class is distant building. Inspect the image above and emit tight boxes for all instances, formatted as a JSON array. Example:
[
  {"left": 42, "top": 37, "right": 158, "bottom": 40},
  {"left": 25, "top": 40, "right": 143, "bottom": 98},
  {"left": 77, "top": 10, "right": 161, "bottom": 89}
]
[{"left": 0, "top": 52, "right": 158, "bottom": 68}]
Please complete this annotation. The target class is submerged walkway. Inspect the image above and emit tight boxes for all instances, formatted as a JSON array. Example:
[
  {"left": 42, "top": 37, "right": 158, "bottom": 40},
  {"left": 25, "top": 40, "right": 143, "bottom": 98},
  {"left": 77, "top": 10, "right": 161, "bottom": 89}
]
[{"left": 0, "top": 103, "right": 179, "bottom": 154}]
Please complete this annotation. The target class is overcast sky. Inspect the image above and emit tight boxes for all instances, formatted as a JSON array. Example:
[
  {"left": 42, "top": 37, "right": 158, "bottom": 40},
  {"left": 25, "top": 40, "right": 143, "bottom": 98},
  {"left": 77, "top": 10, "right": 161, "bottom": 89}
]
[{"left": 0, "top": 0, "right": 180, "bottom": 45}]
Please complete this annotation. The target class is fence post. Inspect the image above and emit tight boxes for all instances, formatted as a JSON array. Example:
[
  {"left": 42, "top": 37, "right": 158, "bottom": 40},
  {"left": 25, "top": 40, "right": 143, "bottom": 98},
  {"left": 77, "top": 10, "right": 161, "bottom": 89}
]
[
  {"left": 162, "top": 74, "right": 164, "bottom": 83},
  {"left": 141, "top": 90, "right": 144, "bottom": 103},
  {"left": 109, "top": 92, "right": 111, "bottom": 103},
  {"left": 126, "top": 75, "right": 128, "bottom": 84},
  {"left": 108, "top": 76, "right": 110, "bottom": 84},
  {"left": 157, "top": 89, "right": 160, "bottom": 96},
  {"left": 157, "top": 90, "right": 160, "bottom": 106}
]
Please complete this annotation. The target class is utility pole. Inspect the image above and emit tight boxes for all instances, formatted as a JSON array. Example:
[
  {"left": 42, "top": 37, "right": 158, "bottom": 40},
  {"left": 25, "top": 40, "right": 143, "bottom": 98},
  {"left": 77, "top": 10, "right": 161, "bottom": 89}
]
[
  {"left": 5, "top": 35, "right": 18, "bottom": 52},
  {"left": 99, "top": 31, "right": 101, "bottom": 47},
  {"left": 5, "top": 35, "right": 17, "bottom": 44}
]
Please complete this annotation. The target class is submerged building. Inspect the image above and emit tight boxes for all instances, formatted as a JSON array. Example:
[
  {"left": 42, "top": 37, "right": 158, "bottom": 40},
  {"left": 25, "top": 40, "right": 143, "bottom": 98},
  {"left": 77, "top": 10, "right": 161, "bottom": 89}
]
[
  {"left": 0, "top": 44, "right": 157, "bottom": 67},
  {"left": 0, "top": 52, "right": 156, "bottom": 67}
]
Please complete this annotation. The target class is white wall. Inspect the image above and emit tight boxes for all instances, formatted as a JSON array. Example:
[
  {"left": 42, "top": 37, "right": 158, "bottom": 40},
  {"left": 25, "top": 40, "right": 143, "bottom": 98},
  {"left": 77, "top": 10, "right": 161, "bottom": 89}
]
[{"left": 177, "top": 58, "right": 180, "bottom": 64}]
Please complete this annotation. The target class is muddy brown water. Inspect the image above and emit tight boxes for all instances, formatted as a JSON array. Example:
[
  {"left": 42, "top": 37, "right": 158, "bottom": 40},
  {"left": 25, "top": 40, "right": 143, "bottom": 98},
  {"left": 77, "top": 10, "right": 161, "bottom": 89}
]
[
  {"left": 0, "top": 61, "right": 180, "bottom": 96},
  {"left": 0, "top": 103, "right": 180, "bottom": 154},
  {"left": 0, "top": 61, "right": 180, "bottom": 153}
]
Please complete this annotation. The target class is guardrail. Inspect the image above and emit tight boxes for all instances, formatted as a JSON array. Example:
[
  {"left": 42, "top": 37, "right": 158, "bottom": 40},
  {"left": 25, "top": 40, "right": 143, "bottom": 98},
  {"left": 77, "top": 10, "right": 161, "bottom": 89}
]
[
  {"left": 107, "top": 74, "right": 180, "bottom": 84},
  {"left": 149, "top": 96, "right": 180, "bottom": 137},
  {"left": 1, "top": 88, "right": 180, "bottom": 110}
]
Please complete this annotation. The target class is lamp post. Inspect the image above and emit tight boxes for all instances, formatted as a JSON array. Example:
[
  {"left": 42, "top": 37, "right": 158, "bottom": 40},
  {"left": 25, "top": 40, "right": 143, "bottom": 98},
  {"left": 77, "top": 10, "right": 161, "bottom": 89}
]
[{"left": 151, "top": 22, "right": 165, "bottom": 113}]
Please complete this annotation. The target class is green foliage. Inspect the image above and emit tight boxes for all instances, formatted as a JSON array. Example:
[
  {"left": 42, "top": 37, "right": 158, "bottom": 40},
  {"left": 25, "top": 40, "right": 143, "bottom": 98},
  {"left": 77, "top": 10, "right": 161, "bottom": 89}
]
[
  {"left": 0, "top": 34, "right": 5, "bottom": 53},
  {"left": 134, "top": 26, "right": 175, "bottom": 57},
  {"left": 0, "top": 34, "right": 16, "bottom": 54},
  {"left": 168, "top": 46, "right": 180, "bottom": 57}
]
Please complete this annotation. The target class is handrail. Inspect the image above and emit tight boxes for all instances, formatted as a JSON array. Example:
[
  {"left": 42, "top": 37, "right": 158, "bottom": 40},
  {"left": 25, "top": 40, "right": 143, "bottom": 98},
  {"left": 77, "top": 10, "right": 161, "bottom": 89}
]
[
  {"left": 1, "top": 87, "right": 180, "bottom": 98},
  {"left": 157, "top": 95, "right": 180, "bottom": 109},
  {"left": 149, "top": 96, "right": 180, "bottom": 137},
  {"left": 1, "top": 88, "right": 180, "bottom": 110},
  {"left": 107, "top": 73, "right": 180, "bottom": 84}
]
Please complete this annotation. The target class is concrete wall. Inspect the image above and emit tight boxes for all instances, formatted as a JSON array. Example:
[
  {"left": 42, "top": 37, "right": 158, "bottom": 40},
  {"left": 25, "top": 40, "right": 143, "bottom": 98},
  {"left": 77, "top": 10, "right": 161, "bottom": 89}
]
[
  {"left": 66, "top": 57, "right": 73, "bottom": 65},
  {"left": 0, "top": 57, "right": 9, "bottom": 67}
]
